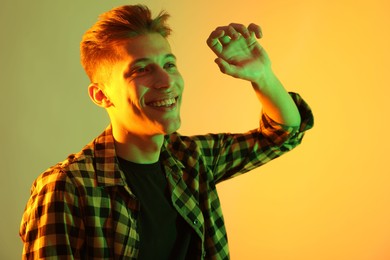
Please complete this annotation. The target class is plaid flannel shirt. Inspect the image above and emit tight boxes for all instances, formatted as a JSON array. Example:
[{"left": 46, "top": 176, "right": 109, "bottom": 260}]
[{"left": 20, "top": 92, "right": 313, "bottom": 259}]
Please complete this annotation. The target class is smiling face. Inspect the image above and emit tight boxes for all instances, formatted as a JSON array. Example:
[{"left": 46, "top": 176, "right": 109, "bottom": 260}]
[{"left": 101, "top": 33, "right": 184, "bottom": 138}]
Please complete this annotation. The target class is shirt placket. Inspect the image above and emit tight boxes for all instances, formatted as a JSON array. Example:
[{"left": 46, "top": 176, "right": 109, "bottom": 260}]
[{"left": 161, "top": 151, "right": 207, "bottom": 259}]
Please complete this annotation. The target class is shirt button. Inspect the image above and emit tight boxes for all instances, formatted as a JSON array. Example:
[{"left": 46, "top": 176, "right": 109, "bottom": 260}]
[{"left": 193, "top": 219, "right": 199, "bottom": 225}]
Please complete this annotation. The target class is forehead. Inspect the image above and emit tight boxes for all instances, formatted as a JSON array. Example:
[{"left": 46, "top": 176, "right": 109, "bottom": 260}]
[{"left": 117, "top": 33, "right": 172, "bottom": 60}]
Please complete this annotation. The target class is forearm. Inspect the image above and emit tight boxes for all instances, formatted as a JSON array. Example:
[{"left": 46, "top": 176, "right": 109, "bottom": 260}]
[{"left": 252, "top": 69, "right": 301, "bottom": 127}]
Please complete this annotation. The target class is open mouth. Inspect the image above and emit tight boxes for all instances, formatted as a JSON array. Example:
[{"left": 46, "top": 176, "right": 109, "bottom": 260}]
[{"left": 146, "top": 96, "right": 179, "bottom": 108}]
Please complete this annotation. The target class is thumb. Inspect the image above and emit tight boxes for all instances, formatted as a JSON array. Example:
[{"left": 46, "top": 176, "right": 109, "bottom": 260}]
[{"left": 214, "top": 58, "right": 237, "bottom": 77}]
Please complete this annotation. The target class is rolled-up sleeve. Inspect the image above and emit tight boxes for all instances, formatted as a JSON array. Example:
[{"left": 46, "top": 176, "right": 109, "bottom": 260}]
[{"left": 260, "top": 92, "right": 314, "bottom": 148}]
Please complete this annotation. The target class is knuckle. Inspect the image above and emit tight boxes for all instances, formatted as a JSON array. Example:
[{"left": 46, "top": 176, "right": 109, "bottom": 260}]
[
  {"left": 215, "top": 26, "right": 226, "bottom": 32},
  {"left": 248, "top": 23, "right": 259, "bottom": 29},
  {"left": 249, "top": 23, "right": 261, "bottom": 31},
  {"left": 229, "top": 22, "right": 243, "bottom": 28}
]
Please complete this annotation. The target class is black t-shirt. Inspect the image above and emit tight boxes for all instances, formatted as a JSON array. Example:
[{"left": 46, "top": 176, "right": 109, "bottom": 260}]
[{"left": 118, "top": 157, "right": 194, "bottom": 260}]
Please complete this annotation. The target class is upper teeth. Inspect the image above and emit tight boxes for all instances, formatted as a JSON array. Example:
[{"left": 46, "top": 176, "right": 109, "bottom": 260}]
[{"left": 149, "top": 98, "right": 176, "bottom": 107}]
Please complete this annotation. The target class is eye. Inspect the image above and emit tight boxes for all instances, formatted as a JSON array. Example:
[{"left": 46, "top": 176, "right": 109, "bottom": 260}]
[
  {"left": 130, "top": 65, "right": 150, "bottom": 77},
  {"left": 164, "top": 62, "right": 177, "bottom": 71},
  {"left": 135, "top": 66, "right": 147, "bottom": 73}
]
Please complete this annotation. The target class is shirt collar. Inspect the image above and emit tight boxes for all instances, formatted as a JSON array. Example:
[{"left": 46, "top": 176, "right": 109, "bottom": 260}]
[
  {"left": 93, "top": 125, "right": 126, "bottom": 187},
  {"left": 161, "top": 134, "right": 185, "bottom": 184},
  {"left": 92, "top": 125, "right": 185, "bottom": 187}
]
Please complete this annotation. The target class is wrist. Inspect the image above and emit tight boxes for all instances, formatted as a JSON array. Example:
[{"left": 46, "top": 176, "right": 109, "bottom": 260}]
[{"left": 252, "top": 68, "right": 283, "bottom": 93}]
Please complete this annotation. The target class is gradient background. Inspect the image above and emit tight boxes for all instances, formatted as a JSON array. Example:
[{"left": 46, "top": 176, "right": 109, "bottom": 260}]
[{"left": 1, "top": 0, "right": 389, "bottom": 259}]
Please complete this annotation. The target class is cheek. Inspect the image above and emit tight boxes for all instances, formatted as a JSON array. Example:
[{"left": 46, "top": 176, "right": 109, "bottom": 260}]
[
  {"left": 126, "top": 87, "right": 147, "bottom": 115},
  {"left": 176, "top": 74, "right": 185, "bottom": 91},
  {"left": 126, "top": 96, "right": 142, "bottom": 113},
  {"left": 129, "top": 101, "right": 143, "bottom": 117}
]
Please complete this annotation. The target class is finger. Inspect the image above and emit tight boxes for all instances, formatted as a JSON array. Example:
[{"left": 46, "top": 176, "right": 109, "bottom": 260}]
[
  {"left": 248, "top": 23, "right": 263, "bottom": 39},
  {"left": 220, "top": 35, "right": 231, "bottom": 45},
  {"left": 228, "top": 23, "right": 251, "bottom": 39},
  {"left": 206, "top": 27, "right": 224, "bottom": 46},
  {"left": 206, "top": 27, "right": 226, "bottom": 54},
  {"left": 207, "top": 25, "right": 238, "bottom": 46},
  {"left": 214, "top": 58, "right": 239, "bottom": 78},
  {"left": 226, "top": 25, "right": 240, "bottom": 40}
]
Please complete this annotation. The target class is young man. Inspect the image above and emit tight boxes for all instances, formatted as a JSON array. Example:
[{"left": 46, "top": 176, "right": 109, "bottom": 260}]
[{"left": 20, "top": 4, "right": 313, "bottom": 259}]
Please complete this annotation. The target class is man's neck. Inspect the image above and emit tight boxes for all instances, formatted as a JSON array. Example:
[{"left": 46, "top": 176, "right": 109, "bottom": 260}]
[{"left": 113, "top": 129, "right": 164, "bottom": 164}]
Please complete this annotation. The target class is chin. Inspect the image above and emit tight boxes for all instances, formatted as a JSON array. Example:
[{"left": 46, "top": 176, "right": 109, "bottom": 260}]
[{"left": 161, "top": 120, "right": 181, "bottom": 135}]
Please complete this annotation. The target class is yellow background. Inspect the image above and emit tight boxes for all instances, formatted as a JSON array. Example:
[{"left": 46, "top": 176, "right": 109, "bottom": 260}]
[{"left": 1, "top": 0, "right": 389, "bottom": 259}]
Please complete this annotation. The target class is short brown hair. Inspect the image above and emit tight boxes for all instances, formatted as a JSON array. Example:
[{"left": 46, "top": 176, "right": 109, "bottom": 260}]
[{"left": 80, "top": 5, "right": 171, "bottom": 82}]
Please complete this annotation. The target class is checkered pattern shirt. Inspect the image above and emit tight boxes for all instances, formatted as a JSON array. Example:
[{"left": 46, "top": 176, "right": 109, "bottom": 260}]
[{"left": 20, "top": 92, "right": 313, "bottom": 259}]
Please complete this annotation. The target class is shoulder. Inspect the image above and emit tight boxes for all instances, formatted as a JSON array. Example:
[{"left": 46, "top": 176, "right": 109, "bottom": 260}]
[
  {"left": 165, "top": 132, "right": 216, "bottom": 155},
  {"left": 166, "top": 131, "right": 226, "bottom": 146},
  {"left": 31, "top": 143, "right": 97, "bottom": 197},
  {"left": 164, "top": 132, "right": 230, "bottom": 163}
]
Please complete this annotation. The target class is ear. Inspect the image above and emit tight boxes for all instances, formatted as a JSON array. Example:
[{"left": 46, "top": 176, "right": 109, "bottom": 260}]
[{"left": 88, "top": 83, "right": 113, "bottom": 108}]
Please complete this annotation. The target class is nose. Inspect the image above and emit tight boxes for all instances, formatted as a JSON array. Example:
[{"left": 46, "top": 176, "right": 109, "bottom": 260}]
[{"left": 153, "top": 67, "right": 173, "bottom": 89}]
